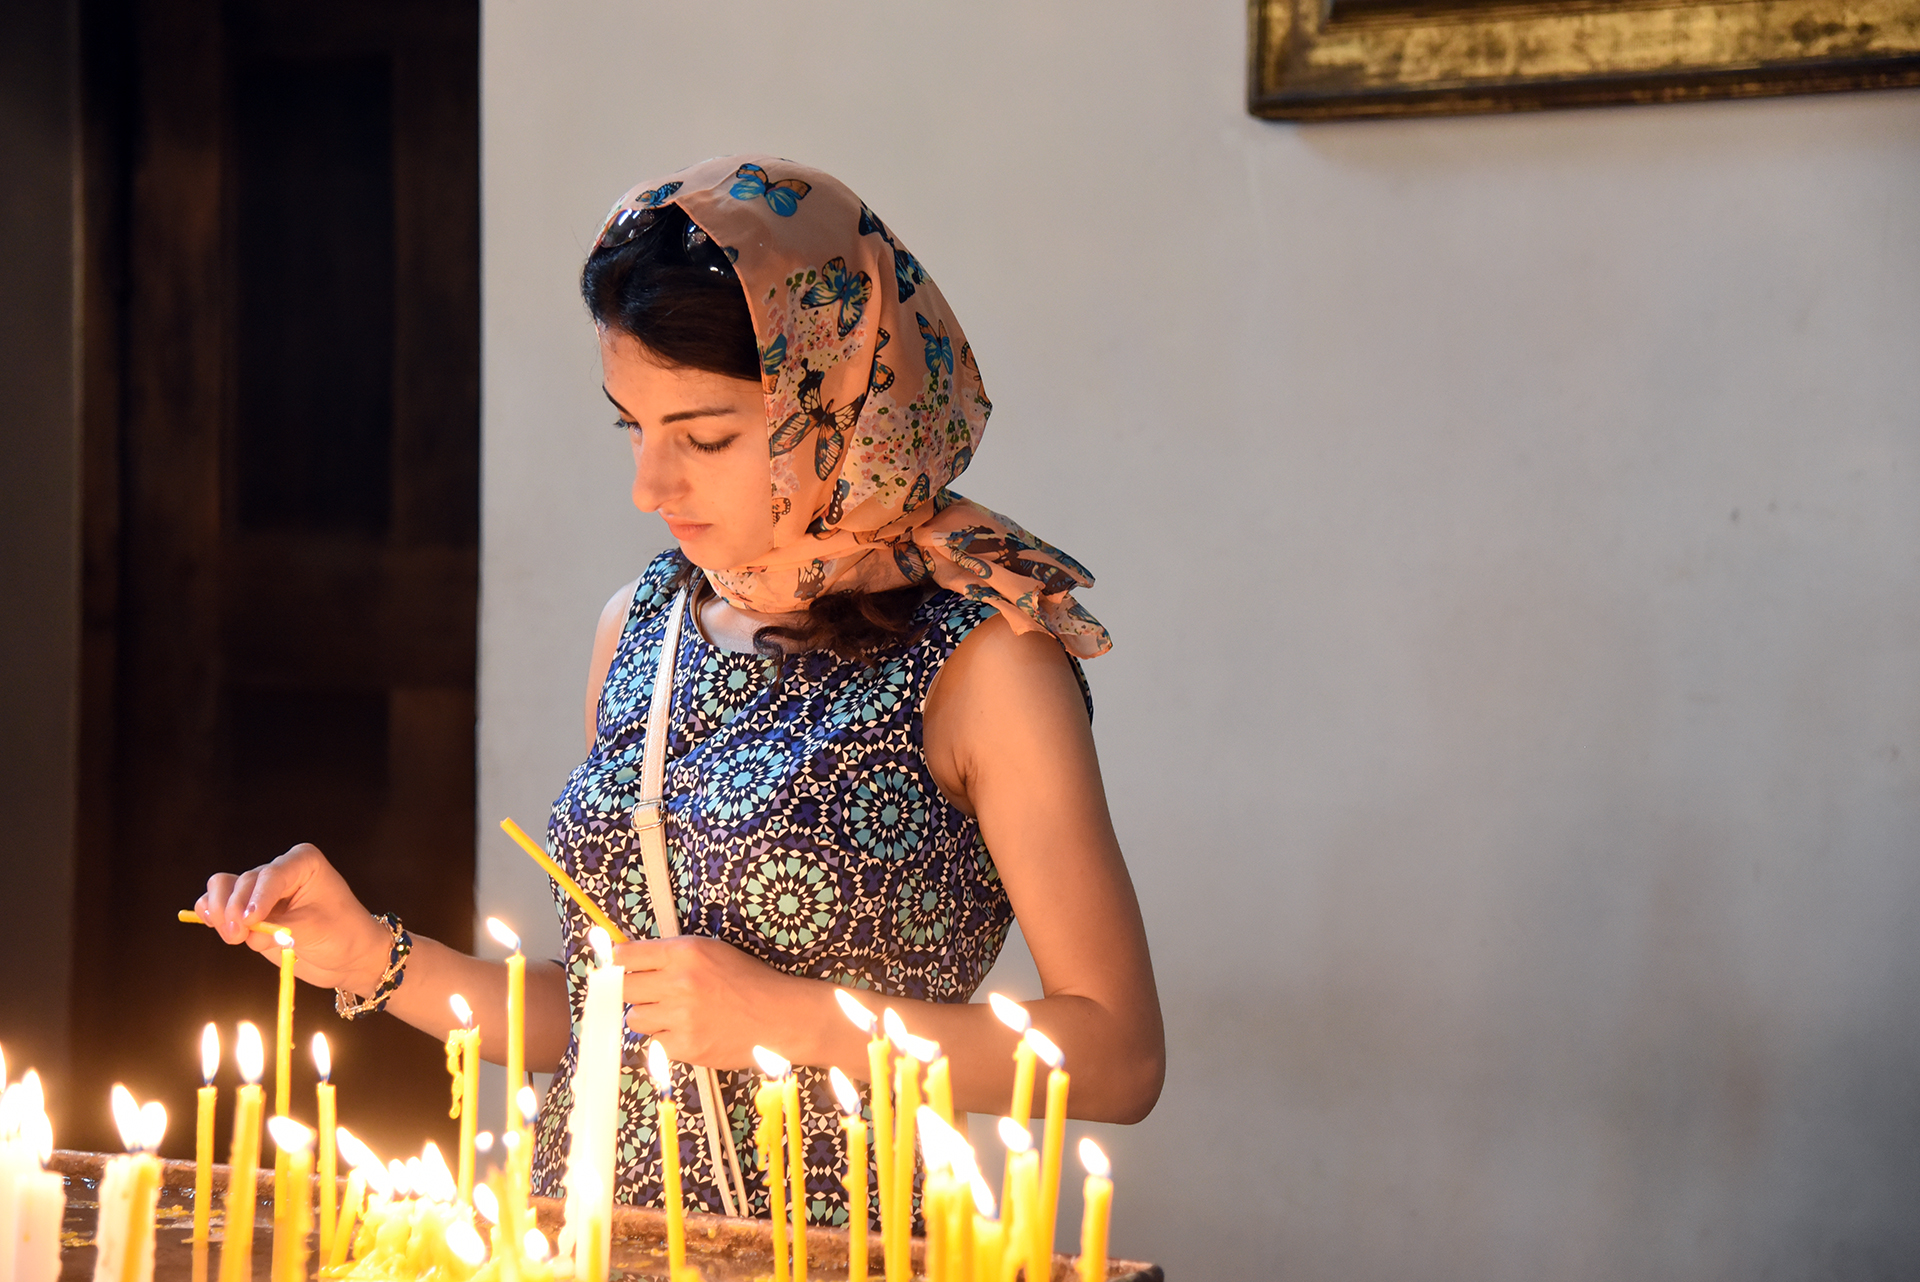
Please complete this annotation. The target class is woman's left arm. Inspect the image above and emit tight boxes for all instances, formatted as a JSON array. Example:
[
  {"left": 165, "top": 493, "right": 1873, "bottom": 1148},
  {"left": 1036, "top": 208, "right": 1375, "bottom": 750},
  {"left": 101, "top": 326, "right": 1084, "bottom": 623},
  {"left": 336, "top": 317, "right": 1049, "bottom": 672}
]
[{"left": 616, "top": 617, "right": 1164, "bottom": 1125}]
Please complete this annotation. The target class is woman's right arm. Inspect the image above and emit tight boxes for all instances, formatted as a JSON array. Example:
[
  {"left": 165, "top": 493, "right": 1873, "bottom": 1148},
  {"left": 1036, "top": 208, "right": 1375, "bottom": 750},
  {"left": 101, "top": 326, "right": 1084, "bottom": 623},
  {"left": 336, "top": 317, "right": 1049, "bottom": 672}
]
[{"left": 195, "top": 845, "right": 572, "bottom": 1073}]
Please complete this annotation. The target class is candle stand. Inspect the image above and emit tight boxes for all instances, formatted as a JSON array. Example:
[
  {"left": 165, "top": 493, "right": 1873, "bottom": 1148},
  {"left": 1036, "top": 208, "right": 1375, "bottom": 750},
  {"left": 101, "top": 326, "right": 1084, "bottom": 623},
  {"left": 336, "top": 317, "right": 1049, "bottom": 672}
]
[{"left": 45, "top": 1153, "right": 1162, "bottom": 1282}]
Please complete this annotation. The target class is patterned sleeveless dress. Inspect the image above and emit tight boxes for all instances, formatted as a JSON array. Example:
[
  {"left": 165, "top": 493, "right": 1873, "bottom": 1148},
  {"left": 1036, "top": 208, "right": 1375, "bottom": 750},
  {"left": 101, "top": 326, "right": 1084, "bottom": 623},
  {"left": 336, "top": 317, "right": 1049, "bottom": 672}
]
[{"left": 529, "top": 551, "right": 1087, "bottom": 1229}]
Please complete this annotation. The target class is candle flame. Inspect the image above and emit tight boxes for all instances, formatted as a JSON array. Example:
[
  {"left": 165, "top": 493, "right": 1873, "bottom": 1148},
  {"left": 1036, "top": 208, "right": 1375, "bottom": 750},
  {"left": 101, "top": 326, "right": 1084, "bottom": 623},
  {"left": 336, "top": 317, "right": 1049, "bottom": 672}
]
[
  {"left": 751, "top": 1045, "right": 790, "bottom": 1079},
  {"left": 273, "top": 929, "right": 294, "bottom": 950},
  {"left": 970, "top": 1172, "right": 997, "bottom": 1219},
  {"left": 449, "top": 993, "right": 474, "bottom": 1029},
  {"left": 312, "top": 1032, "right": 331, "bottom": 1081},
  {"left": 139, "top": 1101, "right": 167, "bottom": 1152},
  {"left": 881, "top": 1007, "right": 909, "bottom": 1050},
  {"left": 1078, "top": 1136, "right": 1110, "bottom": 1178},
  {"left": 387, "top": 1159, "right": 411, "bottom": 1198},
  {"left": 420, "top": 1142, "right": 458, "bottom": 1203},
  {"left": 445, "top": 1219, "right": 488, "bottom": 1267},
  {"left": 485, "top": 916, "right": 522, "bottom": 953},
  {"left": 200, "top": 1023, "right": 220, "bottom": 1084},
  {"left": 110, "top": 1083, "right": 141, "bottom": 1151},
  {"left": 25, "top": 1106, "right": 51, "bottom": 1164},
  {"left": 834, "top": 989, "right": 876, "bottom": 1033},
  {"left": 646, "top": 1040, "right": 672, "bottom": 1095},
  {"left": 987, "top": 993, "right": 1030, "bottom": 1035},
  {"left": 949, "top": 1136, "right": 980, "bottom": 1187},
  {"left": 916, "top": 1105, "right": 958, "bottom": 1170},
  {"left": 517, "top": 1085, "right": 539, "bottom": 1127},
  {"left": 236, "top": 1021, "right": 265, "bottom": 1083},
  {"left": 472, "top": 1183, "right": 501, "bottom": 1224},
  {"left": 475, "top": 1131, "right": 494, "bottom": 1153},
  {"left": 1024, "top": 1028, "right": 1064, "bottom": 1070},
  {"left": 336, "top": 1126, "right": 379, "bottom": 1172},
  {"left": 588, "top": 925, "right": 613, "bottom": 969},
  {"left": 828, "top": 1066, "right": 861, "bottom": 1117},
  {"left": 267, "top": 1115, "right": 313, "bottom": 1153},
  {"left": 905, "top": 1034, "right": 940, "bottom": 1063},
  {"left": 523, "top": 1229, "right": 551, "bottom": 1262},
  {"left": 0, "top": 1043, "right": 7, "bottom": 1091},
  {"left": 501, "top": 1130, "right": 519, "bottom": 1153},
  {"left": 996, "top": 1117, "right": 1032, "bottom": 1153}
]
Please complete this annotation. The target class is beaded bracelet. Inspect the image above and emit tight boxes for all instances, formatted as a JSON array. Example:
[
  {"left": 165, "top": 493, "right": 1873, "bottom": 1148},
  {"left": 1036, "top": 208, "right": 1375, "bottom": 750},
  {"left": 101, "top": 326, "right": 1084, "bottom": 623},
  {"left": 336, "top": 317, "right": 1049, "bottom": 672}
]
[{"left": 335, "top": 912, "right": 412, "bottom": 1020}]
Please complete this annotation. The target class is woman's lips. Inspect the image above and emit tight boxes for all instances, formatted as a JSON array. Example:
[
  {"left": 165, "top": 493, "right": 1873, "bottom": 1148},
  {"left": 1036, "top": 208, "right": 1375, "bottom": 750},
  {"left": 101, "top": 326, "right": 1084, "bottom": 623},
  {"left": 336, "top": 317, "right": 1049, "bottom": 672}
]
[{"left": 663, "top": 518, "right": 711, "bottom": 540}]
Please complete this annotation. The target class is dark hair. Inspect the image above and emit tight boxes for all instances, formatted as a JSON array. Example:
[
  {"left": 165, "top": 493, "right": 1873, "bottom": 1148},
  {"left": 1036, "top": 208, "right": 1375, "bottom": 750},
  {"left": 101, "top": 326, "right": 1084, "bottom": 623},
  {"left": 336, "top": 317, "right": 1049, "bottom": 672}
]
[{"left": 583, "top": 205, "right": 933, "bottom": 666}]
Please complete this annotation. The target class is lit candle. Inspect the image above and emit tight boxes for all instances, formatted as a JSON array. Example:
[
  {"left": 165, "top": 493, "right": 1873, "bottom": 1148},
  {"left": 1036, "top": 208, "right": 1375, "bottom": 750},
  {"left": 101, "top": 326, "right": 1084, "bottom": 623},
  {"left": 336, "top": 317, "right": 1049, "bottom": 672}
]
[
  {"left": 986, "top": 995, "right": 1034, "bottom": 1222},
  {"left": 0, "top": 1068, "right": 65, "bottom": 1282},
  {"left": 645, "top": 1041, "right": 686, "bottom": 1276},
  {"left": 751, "top": 1047, "right": 790, "bottom": 1282},
  {"left": 915, "top": 1107, "right": 951, "bottom": 1282},
  {"left": 446, "top": 995, "right": 480, "bottom": 1205},
  {"left": 968, "top": 1174, "right": 1001, "bottom": 1282},
  {"left": 193, "top": 1024, "right": 218, "bottom": 1282},
  {"left": 1074, "top": 1140, "right": 1110, "bottom": 1282},
  {"left": 266, "top": 1118, "right": 313, "bottom": 1282},
  {"left": 94, "top": 1086, "right": 166, "bottom": 1282},
  {"left": 996, "top": 1119, "right": 1040, "bottom": 1282},
  {"left": 328, "top": 1126, "right": 379, "bottom": 1273},
  {"left": 946, "top": 1136, "right": 979, "bottom": 1282},
  {"left": 881, "top": 1011, "right": 919, "bottom": 1282},
  {"left": 833, "top": 992, "right": 892, "bottom": 1282},
  {"left": 783, "top": 1069, "right": 807, "bottom": 1282},
  {"left": 925, "top": 1055, "right": 952, "bottom": 1128},
  {"left": 828, "top": 1068, "right": 867, "bottom": 1282},
  {"left": 1027, "top": 1030, "right": 1069, "bottom": 1259},
  {"left": 563, "top": 928, "right": 620, "bottom": 1282},
  {"left": 512, "top": 1088, "right": 538, "bottom": 1237},
  {"left": 271, "top": 932, "right": 295, "bottom": 1241},
  {"left": 219, "top": 1023, "right": 266, "bottom": 1282},
  {"left": 486, "top": 919, "right": 527, "bottom": 1142},
  {"left": 312, "top": 1034, "right": 336, "bottom": 1261}
]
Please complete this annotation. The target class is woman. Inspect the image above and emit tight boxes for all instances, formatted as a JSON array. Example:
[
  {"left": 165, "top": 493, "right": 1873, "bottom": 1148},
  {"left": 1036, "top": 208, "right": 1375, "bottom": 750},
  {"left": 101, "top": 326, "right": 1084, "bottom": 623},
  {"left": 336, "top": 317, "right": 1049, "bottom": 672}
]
[{"left": 195, "top": 155, "right": 1163, "bottom": 1226}]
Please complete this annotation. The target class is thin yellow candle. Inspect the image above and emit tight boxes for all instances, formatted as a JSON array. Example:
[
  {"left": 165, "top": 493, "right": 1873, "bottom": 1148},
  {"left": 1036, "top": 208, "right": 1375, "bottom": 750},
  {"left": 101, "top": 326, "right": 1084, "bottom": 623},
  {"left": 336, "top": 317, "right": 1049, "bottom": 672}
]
[
  {"left": 1074, "top": 1140, "right": 1110, "bottom": 1282},
  {"left": 327, "top": 1166, "right": 366, "bottom": 1272},
  {"left": 986, "top": 995, "right": 1035, "bottom": 1222},
  {"left": 1027, "top": 1030, "right": 1070, "bottom": 1258},
  {"left": 945, "top": 1139, "right": 978, "bottom": 1282},
  {"left": 925, "top": 1056, "right": 952, "bottom": 1127},
  {"left": 193, "top": 1024, "right": 218, "bottom": 1282},
  {"left": 750, "top": 1052, "right": 790, "bottom": 1282},
  {"left": 967, "top": 1174, "right": 1000, "bottom": 1282},
  {"left": 175, "top": 910, "right": 282, "bottom": 934},
  {"left": 782, "top": 1071, "right": 807, "bottom": 1282},
  {"left": 996, "top": 1118, "right": 1040, "bottom": 1282},
  {"left": 313, "top": 1034, "right": 337, "bottom": 1262},
  {"left": 646, "top": 1041, "right": 686, "bottom": 1277},
  {"left": 271, "top": 931, "right": 296, "bottom": 1248},
  {"left": 834, "top": 992, "right": 892, "bottom": 1282},
  {"left": 446, "top": 994, "right": 480, "bottom": 1205},
  {"left": 486, "top": 919, "right": 527, "bottom": 1141},
  {"left": 829, "top": 1069, "right": 868, "bottom": 1282},
  {"left": 96, "top": 1085, "right": 166, "bottom": 1282},
  {"left": 331, "top": 1126, "right": 382, "bottom": 1271},
  {"left": 266, "top": 1118, "right": 313, "bottom": 1282},
  {"left": 219, "top": 1022, "right": 265, "bottom": 1282},
  {"left": 914, "top": 1107, "right": 954, "bottom": 1282},
  {"left": 888, "top": 1048, "right": 916, "bottom": 1282}
]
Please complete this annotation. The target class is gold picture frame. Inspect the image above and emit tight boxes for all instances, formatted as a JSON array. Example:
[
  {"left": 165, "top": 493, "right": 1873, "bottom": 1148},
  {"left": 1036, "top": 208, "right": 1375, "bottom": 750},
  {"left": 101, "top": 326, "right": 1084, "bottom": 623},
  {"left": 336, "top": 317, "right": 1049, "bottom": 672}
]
[{"left": 1248, "top": 0, "right": 1920, "bottom": 120}]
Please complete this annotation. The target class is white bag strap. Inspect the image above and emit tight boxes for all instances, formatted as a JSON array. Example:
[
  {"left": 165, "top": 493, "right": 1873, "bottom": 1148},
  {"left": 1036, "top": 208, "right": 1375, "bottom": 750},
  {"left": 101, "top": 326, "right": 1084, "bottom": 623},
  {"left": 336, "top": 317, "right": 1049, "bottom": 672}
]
[{"left": 634, "top": 586, "right": 751, "bottom": 1218}]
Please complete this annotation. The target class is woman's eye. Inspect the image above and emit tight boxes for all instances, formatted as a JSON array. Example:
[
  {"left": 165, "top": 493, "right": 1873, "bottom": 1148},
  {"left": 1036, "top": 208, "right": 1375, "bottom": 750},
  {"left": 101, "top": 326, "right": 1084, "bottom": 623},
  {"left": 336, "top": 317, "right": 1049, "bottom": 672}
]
[
  {"left": 689, "top": 435, "right": 737, "bottom": 455},
  {"left": 612, "top": 418, "right": 638, "bottom": 432}
]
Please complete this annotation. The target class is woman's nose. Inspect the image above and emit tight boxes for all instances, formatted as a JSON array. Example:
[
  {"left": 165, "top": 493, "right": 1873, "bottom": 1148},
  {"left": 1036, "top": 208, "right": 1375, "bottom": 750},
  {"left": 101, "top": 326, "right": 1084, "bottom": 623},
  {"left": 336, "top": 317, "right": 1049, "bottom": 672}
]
[{"left": 628, "top": 431, "right": 679, "bottom": 512}]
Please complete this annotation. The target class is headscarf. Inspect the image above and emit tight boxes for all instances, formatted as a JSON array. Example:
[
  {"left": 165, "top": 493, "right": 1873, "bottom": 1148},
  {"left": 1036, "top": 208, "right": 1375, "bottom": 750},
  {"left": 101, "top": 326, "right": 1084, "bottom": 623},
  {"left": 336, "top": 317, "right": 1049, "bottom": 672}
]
[{"left": 593, "top": 155, "right": 1111, "bottom": 659}]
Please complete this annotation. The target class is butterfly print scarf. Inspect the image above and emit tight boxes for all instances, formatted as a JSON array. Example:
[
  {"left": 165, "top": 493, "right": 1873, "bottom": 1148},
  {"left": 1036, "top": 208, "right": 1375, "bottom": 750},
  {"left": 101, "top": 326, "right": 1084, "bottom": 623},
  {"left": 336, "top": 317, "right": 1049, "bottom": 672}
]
[{"left": 592, "top": 155, "right": 1111, "bottom": 659}]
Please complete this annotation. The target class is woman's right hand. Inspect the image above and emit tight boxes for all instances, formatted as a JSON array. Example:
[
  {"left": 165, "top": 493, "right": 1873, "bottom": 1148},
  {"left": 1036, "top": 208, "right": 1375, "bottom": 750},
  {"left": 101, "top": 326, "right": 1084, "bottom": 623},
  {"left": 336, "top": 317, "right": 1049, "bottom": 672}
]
[{"left": 195, "top": 844, "right": 392, "bottom": 995}]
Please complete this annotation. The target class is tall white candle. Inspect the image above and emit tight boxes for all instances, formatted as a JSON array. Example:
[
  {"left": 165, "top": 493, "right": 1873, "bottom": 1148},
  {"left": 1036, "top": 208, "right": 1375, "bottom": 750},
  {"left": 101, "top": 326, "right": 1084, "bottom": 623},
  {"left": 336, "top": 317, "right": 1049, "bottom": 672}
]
[
  {"left": 0, "top": 1070, "right": 65, "bottom": 1282},
  {"left": 563, "top": 926, "right": 622, "bottom": 1282}
]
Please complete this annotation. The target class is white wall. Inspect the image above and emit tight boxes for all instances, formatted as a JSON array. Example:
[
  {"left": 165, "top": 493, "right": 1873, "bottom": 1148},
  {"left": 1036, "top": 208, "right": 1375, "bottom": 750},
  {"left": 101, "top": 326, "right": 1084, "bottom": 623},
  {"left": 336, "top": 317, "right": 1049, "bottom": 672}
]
[{"left": 479, "top": 4, "right": 1920, "bottom": 1277}]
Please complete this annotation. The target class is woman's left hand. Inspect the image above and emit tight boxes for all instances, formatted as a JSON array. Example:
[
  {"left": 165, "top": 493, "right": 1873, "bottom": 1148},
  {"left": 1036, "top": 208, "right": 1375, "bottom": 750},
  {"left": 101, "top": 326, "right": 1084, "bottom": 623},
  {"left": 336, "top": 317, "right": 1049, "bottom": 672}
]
[{"left": 613, "top": 936, "right": 808, "bottom": 1069}]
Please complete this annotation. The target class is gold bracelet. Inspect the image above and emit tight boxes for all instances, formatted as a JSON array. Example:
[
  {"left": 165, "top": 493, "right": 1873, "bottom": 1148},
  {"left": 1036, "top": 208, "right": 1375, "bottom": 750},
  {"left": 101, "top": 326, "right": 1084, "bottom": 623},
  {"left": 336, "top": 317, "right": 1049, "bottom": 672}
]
[{"left": 334, "top": 912, "right": 412, "bottom": 1020}]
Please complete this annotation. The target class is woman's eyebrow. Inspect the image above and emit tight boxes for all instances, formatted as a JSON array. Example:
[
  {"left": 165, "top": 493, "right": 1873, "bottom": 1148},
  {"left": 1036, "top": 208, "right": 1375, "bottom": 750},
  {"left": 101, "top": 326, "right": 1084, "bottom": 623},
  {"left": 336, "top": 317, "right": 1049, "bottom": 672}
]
[{"left": 600, "top": 386, "right": 743, "bottom": 426}]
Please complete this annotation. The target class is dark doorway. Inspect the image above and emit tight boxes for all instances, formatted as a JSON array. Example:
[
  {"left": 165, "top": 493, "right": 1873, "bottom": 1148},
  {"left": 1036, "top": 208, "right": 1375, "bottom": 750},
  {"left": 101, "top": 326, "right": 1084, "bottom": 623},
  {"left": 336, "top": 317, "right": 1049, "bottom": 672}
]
[{"left": 70, "top": 0, "right": 479, "bottom": 1161}]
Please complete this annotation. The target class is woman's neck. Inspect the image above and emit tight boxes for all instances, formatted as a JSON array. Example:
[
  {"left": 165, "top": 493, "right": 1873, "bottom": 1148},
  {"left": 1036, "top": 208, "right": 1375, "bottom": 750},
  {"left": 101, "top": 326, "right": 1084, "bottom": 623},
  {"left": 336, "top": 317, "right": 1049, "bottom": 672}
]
[{"left": 693, "top": 584, "right": 808, "bottom": 655}]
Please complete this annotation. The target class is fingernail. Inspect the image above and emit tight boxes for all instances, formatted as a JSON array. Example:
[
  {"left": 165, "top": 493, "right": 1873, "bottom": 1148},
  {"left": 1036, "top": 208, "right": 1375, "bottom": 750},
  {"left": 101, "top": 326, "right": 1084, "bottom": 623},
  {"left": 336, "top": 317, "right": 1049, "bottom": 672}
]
[{"left": 245, "top": 899, "right": 258, "bottom": 917}]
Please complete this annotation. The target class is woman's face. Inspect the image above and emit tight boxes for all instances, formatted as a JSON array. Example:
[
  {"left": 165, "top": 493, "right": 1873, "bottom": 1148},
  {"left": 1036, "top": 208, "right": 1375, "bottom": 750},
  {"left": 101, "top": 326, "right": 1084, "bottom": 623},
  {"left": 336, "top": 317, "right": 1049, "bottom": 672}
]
[{"left": 601, "top": 329, "right": 774, "bottom": 571}]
